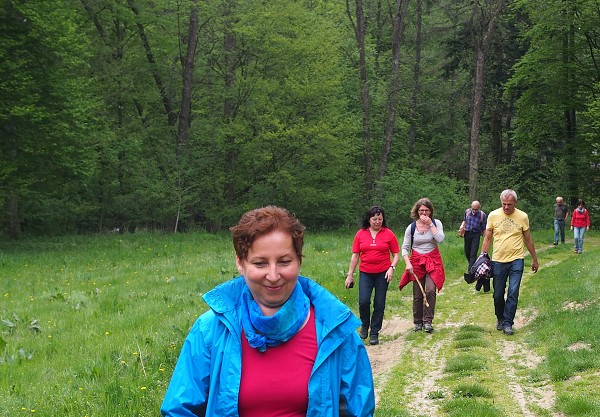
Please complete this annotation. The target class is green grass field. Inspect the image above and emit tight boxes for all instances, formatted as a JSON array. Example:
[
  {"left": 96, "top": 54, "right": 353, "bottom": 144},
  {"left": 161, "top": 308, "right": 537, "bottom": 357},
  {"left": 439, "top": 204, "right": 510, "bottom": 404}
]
[{"left": 1, "top": 229, "right": 598, "bottom": 416}]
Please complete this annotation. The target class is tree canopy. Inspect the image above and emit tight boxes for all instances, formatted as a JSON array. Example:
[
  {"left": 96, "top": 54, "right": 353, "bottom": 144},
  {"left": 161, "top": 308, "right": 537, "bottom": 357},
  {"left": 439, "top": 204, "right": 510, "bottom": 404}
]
[{"left": 1, "top": 0, "right": 598, "bottom": 238}]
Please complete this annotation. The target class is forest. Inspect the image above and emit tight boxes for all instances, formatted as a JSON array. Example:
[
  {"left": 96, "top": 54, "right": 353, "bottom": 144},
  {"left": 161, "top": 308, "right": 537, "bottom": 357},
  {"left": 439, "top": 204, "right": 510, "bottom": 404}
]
[{"left": 1, "top": 0, "right": 599, "bottom": 238}]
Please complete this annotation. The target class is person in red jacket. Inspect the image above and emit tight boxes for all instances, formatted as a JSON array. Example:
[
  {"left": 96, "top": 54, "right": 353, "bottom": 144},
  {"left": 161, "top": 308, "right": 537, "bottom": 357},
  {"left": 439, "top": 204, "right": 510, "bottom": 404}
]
[{"left": 570, "top": 199, "right": 591, "bottom": 254}]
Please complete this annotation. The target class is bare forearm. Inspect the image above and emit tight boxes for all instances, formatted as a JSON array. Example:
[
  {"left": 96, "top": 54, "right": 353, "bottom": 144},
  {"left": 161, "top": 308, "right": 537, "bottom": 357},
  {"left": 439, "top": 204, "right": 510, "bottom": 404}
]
[
  {"left": 347, "top": 253, "right": 359, "bottom": 276},
  {"left": 481, "top": 230, "right": 492, "bottom": 253}
]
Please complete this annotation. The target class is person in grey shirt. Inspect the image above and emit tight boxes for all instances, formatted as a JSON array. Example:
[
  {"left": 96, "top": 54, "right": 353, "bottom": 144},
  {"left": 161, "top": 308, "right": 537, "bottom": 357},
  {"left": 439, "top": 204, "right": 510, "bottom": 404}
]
[{"left": 553, "top": 196, "right": 570, "bottom": 245}]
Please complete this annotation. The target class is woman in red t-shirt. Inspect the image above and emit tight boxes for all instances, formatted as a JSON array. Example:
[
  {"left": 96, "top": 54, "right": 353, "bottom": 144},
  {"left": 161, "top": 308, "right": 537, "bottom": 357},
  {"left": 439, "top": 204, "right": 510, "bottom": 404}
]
[{"left": 345, "top": 206, "right": 400, "bottom": 345}]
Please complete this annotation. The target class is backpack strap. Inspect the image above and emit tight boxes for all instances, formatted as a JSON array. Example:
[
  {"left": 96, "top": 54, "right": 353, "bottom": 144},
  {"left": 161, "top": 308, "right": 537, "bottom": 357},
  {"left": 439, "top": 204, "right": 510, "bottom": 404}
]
[
  {"left": 467, "top": 208, "right": 485, "bottom": 226},
  {"left": 410, "top": 219, "right": 437, "bottom": 251}
]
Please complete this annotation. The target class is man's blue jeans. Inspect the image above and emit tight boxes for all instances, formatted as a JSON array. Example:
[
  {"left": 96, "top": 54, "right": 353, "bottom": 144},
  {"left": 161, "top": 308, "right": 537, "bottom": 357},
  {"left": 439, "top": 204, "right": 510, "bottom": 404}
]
[
  {"left": 492, "top": 258, "right": 524, "bottom": 327},
  {"left": 554, "top": 219, "right": 566, "bottom": 243},
  {"left": 358, "top": 271, "right": 389, "bottom": 335}
]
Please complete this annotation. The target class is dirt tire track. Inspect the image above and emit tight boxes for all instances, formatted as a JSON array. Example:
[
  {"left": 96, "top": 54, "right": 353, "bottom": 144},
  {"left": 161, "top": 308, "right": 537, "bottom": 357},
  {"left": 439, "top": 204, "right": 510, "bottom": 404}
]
[
  {"left": 499, "top": 339, "right": 564, "bottom": 417},
  {"left": 366, "top": 314, "right": 461, "bottom": 415},
  {"left": 365, "top": 254, "right": 560, "bottom": 416}
]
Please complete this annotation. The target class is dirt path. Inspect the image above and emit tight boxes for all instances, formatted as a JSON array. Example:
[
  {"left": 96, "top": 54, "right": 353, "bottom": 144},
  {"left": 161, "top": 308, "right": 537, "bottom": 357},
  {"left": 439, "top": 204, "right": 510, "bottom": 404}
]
[
  {"left": 367, "top": 314, "right": 562, "bottom": 416},
  {"left": 364, "top": 240, "right": 591, "bottom": 416}
]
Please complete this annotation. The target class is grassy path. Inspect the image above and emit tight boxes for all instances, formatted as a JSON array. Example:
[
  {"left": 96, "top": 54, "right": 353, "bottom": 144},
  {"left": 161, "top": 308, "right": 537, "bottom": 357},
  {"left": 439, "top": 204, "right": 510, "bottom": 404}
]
[{"left": 368, "top": 236, "right": 600, "bottom": 417}]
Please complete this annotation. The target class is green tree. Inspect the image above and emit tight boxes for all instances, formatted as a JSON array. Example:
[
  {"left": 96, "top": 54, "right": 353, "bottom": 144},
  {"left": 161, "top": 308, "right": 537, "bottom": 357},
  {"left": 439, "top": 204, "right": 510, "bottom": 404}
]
[
  {"left": 182, "top": 0, "right": 360, "bottom": 229},
  {"left": 506, "top": 0, "right": 600, "bottom": 207},
  {"left": 0, "top": 0, "right": 100, "bottom": 237}
]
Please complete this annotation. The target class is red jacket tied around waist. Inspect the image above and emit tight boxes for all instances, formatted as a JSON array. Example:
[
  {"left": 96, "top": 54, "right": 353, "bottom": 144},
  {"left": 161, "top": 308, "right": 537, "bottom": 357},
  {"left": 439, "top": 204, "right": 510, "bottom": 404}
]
[{"left": 399, "top": 247, "right": 446, "bottom": 291}]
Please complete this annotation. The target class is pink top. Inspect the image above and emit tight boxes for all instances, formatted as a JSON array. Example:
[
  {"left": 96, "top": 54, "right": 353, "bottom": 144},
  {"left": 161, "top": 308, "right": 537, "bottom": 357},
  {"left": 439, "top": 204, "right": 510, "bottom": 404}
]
[{"left": 238, "top": 306, "right": 317, "bottom": 417}]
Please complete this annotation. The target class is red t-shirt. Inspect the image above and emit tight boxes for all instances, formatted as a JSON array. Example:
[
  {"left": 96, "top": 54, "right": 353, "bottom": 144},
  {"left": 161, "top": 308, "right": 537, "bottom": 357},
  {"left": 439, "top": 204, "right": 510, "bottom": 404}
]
[
  {"left": 238, "top": 306, "right": 317, "bottom": 417},
  {"left": 352, "top": 227, "right": 400, "bottom": 273}
]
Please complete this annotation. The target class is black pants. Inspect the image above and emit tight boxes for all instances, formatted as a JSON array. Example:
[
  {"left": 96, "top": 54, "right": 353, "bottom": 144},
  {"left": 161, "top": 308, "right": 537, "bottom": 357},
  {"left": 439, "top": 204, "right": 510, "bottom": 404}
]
[
  {"left": 475, "top": 277, "right": 491, "bottom": 292},
  {"left": 464, "top": 231, "right": 481, "bottom": 269},
  {"left": 358, "top": 271, "right": 389, "bottom": 335}
]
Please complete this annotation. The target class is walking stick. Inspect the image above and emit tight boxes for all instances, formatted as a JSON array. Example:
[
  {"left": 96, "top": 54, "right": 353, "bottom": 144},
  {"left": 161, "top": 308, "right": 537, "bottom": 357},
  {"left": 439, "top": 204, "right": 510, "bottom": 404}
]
[{"left": 411, "top": 271, "right": 430, "bottom": 307}]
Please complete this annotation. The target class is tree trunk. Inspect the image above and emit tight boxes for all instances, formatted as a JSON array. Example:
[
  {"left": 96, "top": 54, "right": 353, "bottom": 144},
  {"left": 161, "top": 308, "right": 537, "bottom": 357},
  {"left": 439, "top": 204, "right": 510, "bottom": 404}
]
[
  {"left": 469, "top": 46, "right": 485, "bottom": 200},
  {"left": 5, "top": 192, "right": 21, "bottom": 239},
  {"left": 223, "top": 0, "right": 238, "bottom": 207},
  {"left": 468, "top": 0, "right": 505, "bottom": 201},
  {"left": 177, "top": 1, "right": 199, "bottom": 150},
  {"left": 408, "top": 0, "right": 423, "bottom": 164},
  {"left": 490, "top": 108, "right": 502, "bottom": 166},
  {"left": 174, "top": 0, "right": 200, "bottom": 232},
  {"left": 563, "top": 17, "right": 578, "bottom": 200},
  {"left": 347, "top": 0, "right": 373, "bottom": 202},
  {"left": 377, "top": 0, "right": 410, "bottom": 197},
  {"left": 128, "top": 0, "right": 177, "bottom": 126}
]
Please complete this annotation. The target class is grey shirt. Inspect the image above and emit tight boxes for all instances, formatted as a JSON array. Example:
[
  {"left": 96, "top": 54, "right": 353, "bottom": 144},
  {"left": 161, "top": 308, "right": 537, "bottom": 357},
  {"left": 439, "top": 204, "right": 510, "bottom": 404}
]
[
  {"left": 554, "top": 203, "right": 569, "bottom": 220},
  {"left": 401, "top": 220, "right": 445, "bottom": 257}
]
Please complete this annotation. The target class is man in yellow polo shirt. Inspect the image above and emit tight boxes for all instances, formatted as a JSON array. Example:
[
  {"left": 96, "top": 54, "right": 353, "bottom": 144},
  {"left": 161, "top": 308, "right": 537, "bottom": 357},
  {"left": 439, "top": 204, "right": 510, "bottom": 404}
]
[{"left": 480, "top": 189, "right": 539, "bottom": 335}]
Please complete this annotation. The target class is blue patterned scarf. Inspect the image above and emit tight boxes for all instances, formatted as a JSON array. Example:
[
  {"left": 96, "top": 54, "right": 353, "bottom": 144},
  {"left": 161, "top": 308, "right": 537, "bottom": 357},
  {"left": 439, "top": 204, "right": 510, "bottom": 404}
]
[{"left": 240, "top": 282, "right": 309, "bottom": 352}]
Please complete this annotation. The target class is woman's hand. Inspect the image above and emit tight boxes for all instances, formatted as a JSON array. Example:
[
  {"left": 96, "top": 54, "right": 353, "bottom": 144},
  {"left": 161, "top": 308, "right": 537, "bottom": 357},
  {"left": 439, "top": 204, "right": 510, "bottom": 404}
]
[
  {"left": 345, "top": 276, "right": 355, "bottom": 289},
  {"left": 404, "top": 261, "right": 413, "bottom": 274},
  {"left": 385, "top": 268, "right": 394, "bottom": 283},
  {"left": 419, "top": 214, "right": 432, "bottom": 226}
]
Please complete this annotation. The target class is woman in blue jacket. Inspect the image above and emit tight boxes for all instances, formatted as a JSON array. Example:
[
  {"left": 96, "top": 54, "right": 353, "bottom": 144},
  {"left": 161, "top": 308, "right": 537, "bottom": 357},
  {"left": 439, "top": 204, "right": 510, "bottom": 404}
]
[{"left": 161, "top": 206, "right": 375, "bottom": 417}]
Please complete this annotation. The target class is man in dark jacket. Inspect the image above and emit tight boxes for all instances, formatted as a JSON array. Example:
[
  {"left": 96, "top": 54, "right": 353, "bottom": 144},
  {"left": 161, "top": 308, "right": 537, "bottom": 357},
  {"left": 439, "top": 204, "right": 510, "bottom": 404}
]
[
  {"left": 459, "top": 201, "right": 487, "bottom": 270},
  {"left": 553, "top": 196, "right": 570, "bottom": 245}
]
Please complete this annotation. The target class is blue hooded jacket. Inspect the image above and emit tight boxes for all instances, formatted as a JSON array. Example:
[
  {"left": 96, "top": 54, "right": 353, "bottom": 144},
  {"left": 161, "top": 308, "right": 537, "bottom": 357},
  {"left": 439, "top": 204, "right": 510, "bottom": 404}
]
[{"left": 161, "top": 276, "right": 375, "bottom": 417}]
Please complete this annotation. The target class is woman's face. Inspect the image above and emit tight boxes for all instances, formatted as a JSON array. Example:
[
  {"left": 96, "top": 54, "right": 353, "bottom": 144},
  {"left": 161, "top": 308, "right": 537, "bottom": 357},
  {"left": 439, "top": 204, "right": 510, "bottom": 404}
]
[
  {"left": 418, "top": 205, "right": 431, "bottom": 219},
  {"left": 236, "top": 229, "right": 301, "bottom": 316},
  {"left": 369, "top": 213, "right": 384, "bottom": 230}
]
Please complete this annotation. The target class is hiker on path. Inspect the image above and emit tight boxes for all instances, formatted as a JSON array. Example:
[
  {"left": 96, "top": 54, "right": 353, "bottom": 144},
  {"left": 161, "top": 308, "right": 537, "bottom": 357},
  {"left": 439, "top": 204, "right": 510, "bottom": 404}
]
[
  {"left": 570, "top": 199, "right": 591, "bottom": 254},
  {"left": 553, "top": 196, "right": 570, "bottom": 245},
  {"left": 345, "top": 206, "right": 400, "bottom": 346},
  {"left": 399, "top": 198, "right": 446, "bottom": 333},
  {"left": 459, "top": 200, "right": 487, "bottom": 270},
  {"left": 480, "top": 189, "right": 539, "bottom": 336},
  {"left": 162, "top": 206, "right": 375, "bottom": 417}
]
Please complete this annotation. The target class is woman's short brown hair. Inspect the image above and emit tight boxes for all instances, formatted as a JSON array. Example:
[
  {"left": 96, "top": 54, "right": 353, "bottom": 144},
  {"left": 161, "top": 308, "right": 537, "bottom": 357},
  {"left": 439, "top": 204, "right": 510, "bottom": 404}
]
[
  {"left": 410, "top": 197, "right": 435, "bottom": 220},
  {"left": 229, "top": 206, "right": 305, "bottom": 262}
]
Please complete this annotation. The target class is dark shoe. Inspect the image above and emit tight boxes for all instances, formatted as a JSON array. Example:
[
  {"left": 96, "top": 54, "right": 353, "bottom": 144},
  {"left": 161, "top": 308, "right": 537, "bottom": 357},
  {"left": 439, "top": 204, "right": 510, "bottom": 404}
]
[
  {"left": 424, "top": 323, "right": 433, "bottom": 333},
  {"left": 369, "top": 333, "right": 379, "bottom": 345},
  {"left": 561, "top": 241, "right": 565, "bottom": 244},
  {"left": 496, "top": 321, "right": 503, "bottom": 331},
  {"left": 503, "top": 325, "right": 514, "bottom": 335},
  {"left": 359, "top": 326, "right": 368, "bottom": 339},
  {"left": 553, "top": 242, "right": 558, "bottom": 245},
  {"left": 414, "top": 323, "right": 423, "bottom": 332}
]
